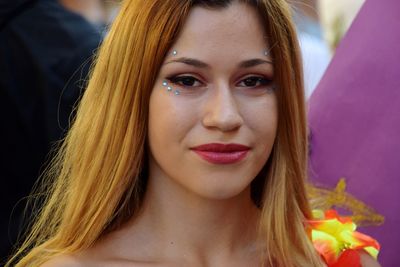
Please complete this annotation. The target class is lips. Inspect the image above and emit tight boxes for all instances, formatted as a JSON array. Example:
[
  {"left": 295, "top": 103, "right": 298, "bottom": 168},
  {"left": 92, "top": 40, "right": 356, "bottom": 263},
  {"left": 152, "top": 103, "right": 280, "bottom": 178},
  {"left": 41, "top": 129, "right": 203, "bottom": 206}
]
[{"left": 191, "top": 143, "right": 250, "bottom": 164}]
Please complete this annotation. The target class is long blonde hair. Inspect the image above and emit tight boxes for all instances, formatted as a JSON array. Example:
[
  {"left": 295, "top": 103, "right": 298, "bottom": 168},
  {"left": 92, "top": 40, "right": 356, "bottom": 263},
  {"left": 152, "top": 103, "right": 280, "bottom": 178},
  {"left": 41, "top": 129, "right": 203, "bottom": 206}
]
[{"left": 7, "top": 0, "right": 323, "bottom": 266}]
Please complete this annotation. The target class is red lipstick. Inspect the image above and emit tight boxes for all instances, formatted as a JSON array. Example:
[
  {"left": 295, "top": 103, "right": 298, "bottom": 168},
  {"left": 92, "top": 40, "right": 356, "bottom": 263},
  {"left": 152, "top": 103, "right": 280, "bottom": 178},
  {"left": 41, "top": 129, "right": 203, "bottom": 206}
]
[{"left": 191, "top": 143, "right": 250, "bottom": 164}]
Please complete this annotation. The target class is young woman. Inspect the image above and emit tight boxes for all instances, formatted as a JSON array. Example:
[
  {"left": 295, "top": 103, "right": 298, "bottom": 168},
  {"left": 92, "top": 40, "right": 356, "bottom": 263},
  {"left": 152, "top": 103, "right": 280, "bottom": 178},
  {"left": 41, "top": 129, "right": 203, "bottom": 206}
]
[{"left": 7, "top": 0, "right": 380, "bottom": 266}]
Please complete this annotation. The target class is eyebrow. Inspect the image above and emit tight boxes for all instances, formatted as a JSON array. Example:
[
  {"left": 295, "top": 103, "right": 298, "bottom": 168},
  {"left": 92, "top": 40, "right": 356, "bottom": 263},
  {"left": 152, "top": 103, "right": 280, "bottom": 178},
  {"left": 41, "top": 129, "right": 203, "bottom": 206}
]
[
  {"left": 238, "top": 58, "right": 273, "bottom": 68},
  {"left": 165, "top": 57, "right": 209, "bottom": 68},
  {"left": 164, "top": 57, "right": 273, "bottom": 68}
]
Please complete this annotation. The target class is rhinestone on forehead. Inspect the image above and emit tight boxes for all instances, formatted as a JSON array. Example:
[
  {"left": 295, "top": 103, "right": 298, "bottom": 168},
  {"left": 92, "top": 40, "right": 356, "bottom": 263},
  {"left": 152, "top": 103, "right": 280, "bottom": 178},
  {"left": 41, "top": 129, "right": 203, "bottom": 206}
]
[
  {"left": 172, "top": 50, "right": 178, "bottom": 56},
  {"left": 162, "top": 81, "right": 168, "bottom": 86},
  {"left": 174, "top": 90, "right": 180, "bottom": 95},
  {"left": 167, "top": 86, "right": 172, "bottom": 92}
]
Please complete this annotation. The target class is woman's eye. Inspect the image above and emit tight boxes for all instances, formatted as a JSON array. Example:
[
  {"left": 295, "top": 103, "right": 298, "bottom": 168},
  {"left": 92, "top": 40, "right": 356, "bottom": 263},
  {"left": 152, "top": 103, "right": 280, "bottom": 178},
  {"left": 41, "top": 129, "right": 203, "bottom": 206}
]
[
  {"left": 238, "top": 76, "right": 272, "bottom": 88},
  {"left": 168, "top": 75, "right": 203, "bottom": 87}
]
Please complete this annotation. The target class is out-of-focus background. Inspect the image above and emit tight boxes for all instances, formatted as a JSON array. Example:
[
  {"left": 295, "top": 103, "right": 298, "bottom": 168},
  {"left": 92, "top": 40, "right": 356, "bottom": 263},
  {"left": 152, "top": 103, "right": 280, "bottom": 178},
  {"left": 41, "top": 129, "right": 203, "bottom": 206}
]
[
  {"left": 288, "top": 0, "right": 365, "bottom": 97},
  {"left": 319, "top": 0, "right": 365, "bottom": 50},
  {"left": 0, "top": 0, "right": 121, "bottom": 263}
]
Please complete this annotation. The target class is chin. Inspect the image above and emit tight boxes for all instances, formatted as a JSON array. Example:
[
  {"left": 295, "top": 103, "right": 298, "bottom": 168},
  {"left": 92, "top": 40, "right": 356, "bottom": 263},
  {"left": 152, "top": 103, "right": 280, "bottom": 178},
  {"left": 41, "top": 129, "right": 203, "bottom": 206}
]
[{"left": 187, "top": 177, "right": 253, "bottom": 201}]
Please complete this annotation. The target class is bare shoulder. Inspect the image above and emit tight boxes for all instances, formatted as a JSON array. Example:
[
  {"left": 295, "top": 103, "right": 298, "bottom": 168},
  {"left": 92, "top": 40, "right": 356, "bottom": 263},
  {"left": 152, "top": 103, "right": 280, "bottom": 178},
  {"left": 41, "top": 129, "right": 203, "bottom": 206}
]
[
  {"left": 39, "top": 254, "right": 86, "bottom": 267},
  {"left": 360, "top": 251, "right": 381, "bottom": 267}
]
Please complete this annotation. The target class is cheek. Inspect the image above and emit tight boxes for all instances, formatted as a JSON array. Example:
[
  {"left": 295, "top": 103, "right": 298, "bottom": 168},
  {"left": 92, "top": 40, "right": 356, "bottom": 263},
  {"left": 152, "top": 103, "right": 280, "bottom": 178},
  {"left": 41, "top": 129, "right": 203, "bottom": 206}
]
[
  {"left": 255, "top": 109, "right": 278, "bottom": 142},
  {"left": 241, "top": 95, "right": 278, "bottom": 142},
  {"left": 148, "top": 89, "right": 198, "bottom": 153},
  {"left": 240, "top": 95, "right": 278, "bottom": 169}
]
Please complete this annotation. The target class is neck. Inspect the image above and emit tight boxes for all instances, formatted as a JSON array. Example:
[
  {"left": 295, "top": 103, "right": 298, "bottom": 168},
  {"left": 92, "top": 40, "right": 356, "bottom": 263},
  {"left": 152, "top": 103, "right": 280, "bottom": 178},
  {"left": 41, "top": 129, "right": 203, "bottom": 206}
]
[
  {"left": 121, "top": 172, "right": 261, "bottom": 265},
  {"left": 59, "top": 0, "right": 105, "bottom": 24}
]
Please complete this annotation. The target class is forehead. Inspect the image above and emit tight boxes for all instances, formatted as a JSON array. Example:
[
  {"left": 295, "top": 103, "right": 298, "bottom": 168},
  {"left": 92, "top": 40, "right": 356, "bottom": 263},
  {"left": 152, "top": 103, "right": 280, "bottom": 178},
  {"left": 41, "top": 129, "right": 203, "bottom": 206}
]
[{"left": 171, "top": 2, "right": 269, "bottom": 59}]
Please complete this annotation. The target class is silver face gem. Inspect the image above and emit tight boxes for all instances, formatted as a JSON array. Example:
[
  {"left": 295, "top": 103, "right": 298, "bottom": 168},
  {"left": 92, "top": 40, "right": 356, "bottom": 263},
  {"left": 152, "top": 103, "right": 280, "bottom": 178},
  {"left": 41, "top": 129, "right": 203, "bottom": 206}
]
[
  {"left": 264, "top": 50, "right": 269, "bottom": 56},
  {"left": 174, "top": 90, "right": 180, "bottom": 95},
  {"left": 167, "top": 86, "right": 172, "bottom": 91},
  {"left": 162, "top": 81, "right": 168, "bottom": 86},
  {"left": 172, "top": 50, "right": 178, "bottom": 56}
]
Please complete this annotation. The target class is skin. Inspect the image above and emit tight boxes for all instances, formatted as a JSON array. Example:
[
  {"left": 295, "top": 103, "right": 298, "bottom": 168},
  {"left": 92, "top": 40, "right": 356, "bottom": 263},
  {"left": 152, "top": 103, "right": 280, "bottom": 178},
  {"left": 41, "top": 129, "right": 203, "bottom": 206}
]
[
  {"left": 147, "top": 7, "right": 276, "bottom": 204},
  {"left": 40, "top": 2, "right": 381, "bottom": 267}
]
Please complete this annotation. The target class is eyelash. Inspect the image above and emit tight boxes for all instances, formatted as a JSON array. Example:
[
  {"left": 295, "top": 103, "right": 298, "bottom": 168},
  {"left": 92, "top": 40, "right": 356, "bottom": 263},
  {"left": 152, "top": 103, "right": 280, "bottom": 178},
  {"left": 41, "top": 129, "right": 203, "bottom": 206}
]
[
  {"left": 237, "top": 76, "right": 273, "bottom": 88},
  {"left": 167, "top": 75, "right": 204, "bottom": 88},
  {"left": 166, "top": 75, "right": 273, "bottom": 89}
]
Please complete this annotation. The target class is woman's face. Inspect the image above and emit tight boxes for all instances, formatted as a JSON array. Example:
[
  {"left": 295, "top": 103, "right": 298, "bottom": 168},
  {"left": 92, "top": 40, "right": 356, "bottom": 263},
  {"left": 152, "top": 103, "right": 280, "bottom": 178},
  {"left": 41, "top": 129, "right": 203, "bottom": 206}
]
[{"left": 148, "top": 2, "right": 277, "bottom": 200}]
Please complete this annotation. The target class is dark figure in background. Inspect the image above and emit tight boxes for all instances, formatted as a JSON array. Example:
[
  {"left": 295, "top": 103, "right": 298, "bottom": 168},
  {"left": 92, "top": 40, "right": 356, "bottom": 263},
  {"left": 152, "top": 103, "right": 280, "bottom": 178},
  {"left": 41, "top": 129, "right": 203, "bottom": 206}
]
[{"left": 0, "top": 0, "right": 104, "bottom": 262}]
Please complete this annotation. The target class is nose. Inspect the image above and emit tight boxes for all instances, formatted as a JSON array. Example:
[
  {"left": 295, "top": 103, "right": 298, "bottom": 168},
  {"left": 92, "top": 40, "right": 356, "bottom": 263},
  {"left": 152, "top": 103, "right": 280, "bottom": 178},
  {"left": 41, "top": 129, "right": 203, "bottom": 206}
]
[{"left": 201, "top": 84, "right": 244, "bottom": 132}]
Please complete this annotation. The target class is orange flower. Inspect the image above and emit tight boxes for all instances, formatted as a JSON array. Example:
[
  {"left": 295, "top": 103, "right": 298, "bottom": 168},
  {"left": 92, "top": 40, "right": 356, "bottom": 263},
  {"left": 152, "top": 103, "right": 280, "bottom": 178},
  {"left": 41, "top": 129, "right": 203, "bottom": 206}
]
[{"left": 308, "top": 209, "right": 380, "bottom": 266}]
